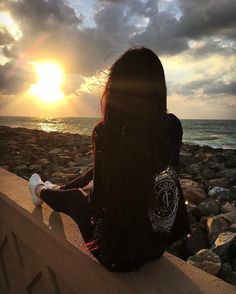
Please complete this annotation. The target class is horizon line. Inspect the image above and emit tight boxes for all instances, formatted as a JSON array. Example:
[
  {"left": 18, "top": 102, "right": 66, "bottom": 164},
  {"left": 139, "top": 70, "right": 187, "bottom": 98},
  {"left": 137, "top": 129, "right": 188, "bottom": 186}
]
[{"left": 0, "top": 115, "right": 236, "bottom": 121}]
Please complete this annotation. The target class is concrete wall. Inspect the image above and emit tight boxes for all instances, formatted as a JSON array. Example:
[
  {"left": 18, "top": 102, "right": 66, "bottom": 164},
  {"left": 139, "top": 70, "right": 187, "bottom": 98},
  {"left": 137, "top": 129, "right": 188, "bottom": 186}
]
[{"left": 0, "top": 167, "right": 235, "bottom": 294}]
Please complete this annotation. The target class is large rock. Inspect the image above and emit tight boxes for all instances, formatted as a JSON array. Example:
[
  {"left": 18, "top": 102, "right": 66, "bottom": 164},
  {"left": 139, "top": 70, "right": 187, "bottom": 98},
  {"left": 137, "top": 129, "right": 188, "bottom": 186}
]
[
  {"left": 217, "top": 168, "right": 236, "bottom": 179},
  {"left": 195, "top": 152, "right": 212, "bottom": 162},
  {"left": 219, "top": 263, "right": 233, "bottom": 284},
  {"left": 197, "top": 198, "right": 221, "bottom": 216},
  {"left": 211, "top": 232, "right": 236, "bottom": 262},
  {"left": 187, "top": 249, "right": 221, "bottom": 276},
  {"left": 222, "top": 212, "right": 236, "bottom": 225},
  {"left": 38, "top": 158, "right": 50, "bottom": 166},
  {"left": 79, "top": 143, "right": 90, "bottom": 154},
  {"left": 180, "top": 151, "right": 198, "bottom": 168},
  {"left": 221, "top": 202, "right": 236, "bottom": 214},
  {"left": 201, "top": 168, "right": 216, "bottom": 180},
  {"left": 180, "top": 179, "right": 207, "bottom": 205},
  {"left": 225, "top": 155, "right": 236, "bottom": 168},
  {"left": 49, "top": 148, "right": 63, "bottom": 155},
  {"left": 228, "top": 224, "right": 236, "bottom": 233},
  {"left": 181, "top": 224, "right": 209, "bottom": 257},
  {"left": 209, "top": 178, "right": 229, "bottom": 188},
  {"left": 186, "top": 162, "right": 202, "bottom": 176},
  {"left": 207, "top": 215, "right": 229, "bottom": 244},
  {"left": 208, "top": 186, "right": 232, "bottom": 199},
  {"left": 14, "top": 165, "right": 28, "bottom": 172}
]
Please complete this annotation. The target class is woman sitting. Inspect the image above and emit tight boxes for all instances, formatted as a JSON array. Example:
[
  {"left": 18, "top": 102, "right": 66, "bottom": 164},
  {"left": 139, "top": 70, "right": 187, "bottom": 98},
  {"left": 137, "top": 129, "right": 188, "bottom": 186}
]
[{"left": 29, "top": 47, "right": 190, "bottom": 272}]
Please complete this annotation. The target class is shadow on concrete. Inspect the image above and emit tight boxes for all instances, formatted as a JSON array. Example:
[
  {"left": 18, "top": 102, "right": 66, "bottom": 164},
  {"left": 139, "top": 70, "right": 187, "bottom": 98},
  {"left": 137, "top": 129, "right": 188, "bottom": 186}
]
[
  {"left": 31, "top": 207, "right": 66, "bottom": 238},
  {"left": 31, "top": 206, "right": 43, "bottom": 221},
  {"left": 49, "top": 211, "right": 66, "bottom": 238}
]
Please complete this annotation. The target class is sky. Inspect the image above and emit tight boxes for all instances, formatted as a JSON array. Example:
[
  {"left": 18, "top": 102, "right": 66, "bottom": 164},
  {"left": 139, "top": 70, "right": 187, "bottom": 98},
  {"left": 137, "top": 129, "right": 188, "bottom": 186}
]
[{"left": 0, "top": 0, "right": 235, "bottom": 119}]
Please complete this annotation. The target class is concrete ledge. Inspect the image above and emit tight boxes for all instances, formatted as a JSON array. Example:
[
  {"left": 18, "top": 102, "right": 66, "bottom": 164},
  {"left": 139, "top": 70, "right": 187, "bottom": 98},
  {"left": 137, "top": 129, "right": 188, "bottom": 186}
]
[{"left": 0, "top": 167, "right": 235, "bottom": 294}]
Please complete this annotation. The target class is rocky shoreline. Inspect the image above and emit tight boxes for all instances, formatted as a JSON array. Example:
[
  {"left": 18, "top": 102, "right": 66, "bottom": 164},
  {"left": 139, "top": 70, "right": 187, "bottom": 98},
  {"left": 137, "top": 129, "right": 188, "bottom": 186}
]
[{"left": 0, "top": 125, "right": 236, "bottom": 285}]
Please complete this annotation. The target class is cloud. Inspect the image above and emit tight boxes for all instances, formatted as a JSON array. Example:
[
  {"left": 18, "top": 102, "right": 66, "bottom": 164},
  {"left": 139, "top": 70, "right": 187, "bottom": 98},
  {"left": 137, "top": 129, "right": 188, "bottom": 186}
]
[
  {"left": 177, "top": 0, "right": 236, "bottom": 40},
  {"left": 204, "top": 81, "right": 236, "bottom": 96},
  {"left": 189, "top": 38, "right": 236, "bottom": 57},
  {"left": 0, "top": 26, "right": 15, "bottom": 45},
  {"left": 3, "top": 0, "right": 112, "bottom": 76},
  {"left": 130, "top": 10, "right": 188, "bottom": 55},
  {"left": 0, "top": 60, "right": 35, "bottom": 94},
  {"left": 0, "top": 0, "right": 235, "bottom": 119}
]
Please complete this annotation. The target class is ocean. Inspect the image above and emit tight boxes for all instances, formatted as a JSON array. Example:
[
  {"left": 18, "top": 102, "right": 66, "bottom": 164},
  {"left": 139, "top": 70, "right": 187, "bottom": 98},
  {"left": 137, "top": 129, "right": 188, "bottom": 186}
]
[{"left": 0, "top": 116, "right": 236, "bottom": 150}]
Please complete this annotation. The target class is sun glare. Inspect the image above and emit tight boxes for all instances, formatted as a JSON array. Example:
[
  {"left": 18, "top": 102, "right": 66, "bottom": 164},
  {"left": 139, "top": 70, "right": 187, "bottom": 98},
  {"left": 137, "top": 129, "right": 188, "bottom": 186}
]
[{"left": 29, "top": 61, "right": 65, "bottom": 104}]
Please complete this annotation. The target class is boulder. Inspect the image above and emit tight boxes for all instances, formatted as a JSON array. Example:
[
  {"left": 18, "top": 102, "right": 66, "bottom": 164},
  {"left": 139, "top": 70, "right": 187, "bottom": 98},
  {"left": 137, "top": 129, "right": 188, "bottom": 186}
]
[
  {"left": 197, "top": 198, "right": 221, "bottom": 217},
  {"left": 57, "top": 155, "right": 73, "bottom": 165},
  {"left": 14, "top": 165, "right": 28, "bottom": 172},
  {"left": 217, "top": 168, "right": 236, "bottom": 179},
  {"left": 195, "top": 152, "right": 212, "bottom": 162},
  {"left": 180, "top": 151, "right": 198, "bottom": 168},
  {"left": 225, "top": 156, "right": 236, "bottom": 168},
  {"left": 180, "top": 179, "right": 207, "bottom": 205},
  {"left": 67, "top": 161, "right": 76, "bottom": 167},
  {"left": 231, "top": 186, "right": 236, "bottom": 193},
  {"left": 212, "top": 153, "right": 227, "bottom": 163},
  {"left": 38, "top": 158, "right": 50, "bottom": 166},
  {"left": 49, "top": 148, "right": 63, "bottom": 155},
  {"left": 221, "top": 202, "right": 236, "bottom": 214},
  {"left": 222, "top": 212, "right": 236, "bottom": 225},
  {"left": 207, "top": 215, "right": 229, "bottom": 244},
  {"left": 187, "top": 249, "right": 221, "bottom": 276},
  {"left": 211, "top": 232, "right": 236, "bottom": 262},
  {"left": 181, "top": 224, "right": 209, "bottom": 257},
  {"left": 208, "top": 187, "right": 232, "bottom": 199},
  {"left": 28, "top": 164, "right": 42, "bottom": 173},
  {"left": 79, "top": 143, "right": 90, "bottom": 154},
  {"left": 209, "top": 178, "right": 229, "bottom": 188},
  {"left": 201, "top": 168, "right": 216, "bottom": 180},
  {"left": 75, "top": 157, "right": 93, "bottom": 166},
  {"left": 228, "top": 224, "right": 236, "bottom": 233},
  {"left": 219, "top": 263, "right": 233, "bottom": 283},
  {"left": 186, "top": 162, "right": 202, "bottom": 176}
]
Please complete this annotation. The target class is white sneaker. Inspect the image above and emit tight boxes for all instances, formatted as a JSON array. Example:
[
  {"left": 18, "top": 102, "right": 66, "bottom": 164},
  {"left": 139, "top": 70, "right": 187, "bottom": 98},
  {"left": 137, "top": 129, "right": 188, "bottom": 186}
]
[
  {"left": 28, "top": 173, "right": 44, "bottom": 206},
  {"left": 45, "top": 180, "right": 60, "bottom": 190}
]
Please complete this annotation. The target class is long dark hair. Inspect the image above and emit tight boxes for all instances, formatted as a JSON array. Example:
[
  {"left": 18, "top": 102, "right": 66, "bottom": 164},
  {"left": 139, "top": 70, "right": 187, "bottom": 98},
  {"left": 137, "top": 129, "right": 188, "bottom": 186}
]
[{"left": 92, "top": 48, "right": 168, "bottom": 269}]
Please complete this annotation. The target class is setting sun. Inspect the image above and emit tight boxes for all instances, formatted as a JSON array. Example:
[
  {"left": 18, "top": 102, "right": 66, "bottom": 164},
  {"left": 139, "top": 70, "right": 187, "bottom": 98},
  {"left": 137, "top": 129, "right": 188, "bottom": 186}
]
[{"left": 29, "top": 61, "right": 65, "bottom": 103}]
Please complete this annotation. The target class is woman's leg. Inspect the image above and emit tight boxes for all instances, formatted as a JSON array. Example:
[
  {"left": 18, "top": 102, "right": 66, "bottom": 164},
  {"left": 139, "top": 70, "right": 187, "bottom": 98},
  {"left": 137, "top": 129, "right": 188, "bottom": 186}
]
[
  {"left": 40, "top": 187, "right": 94, "bottom": 242},
  {"left": 60, "top": 166, "right": 94, "bottom": 190}
]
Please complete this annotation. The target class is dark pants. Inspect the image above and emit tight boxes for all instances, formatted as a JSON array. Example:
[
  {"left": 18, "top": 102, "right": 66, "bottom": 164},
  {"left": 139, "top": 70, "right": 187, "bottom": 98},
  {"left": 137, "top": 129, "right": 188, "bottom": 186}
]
[{"left": 40, "top": 167, "right": 94, "bottom": 243}]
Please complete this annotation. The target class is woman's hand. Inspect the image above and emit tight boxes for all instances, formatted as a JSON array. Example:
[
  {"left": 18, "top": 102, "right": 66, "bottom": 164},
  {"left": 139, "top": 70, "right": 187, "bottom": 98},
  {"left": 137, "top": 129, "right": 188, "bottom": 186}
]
[{"left": 79, "top": 180, "right": 94, "bottom": 197}]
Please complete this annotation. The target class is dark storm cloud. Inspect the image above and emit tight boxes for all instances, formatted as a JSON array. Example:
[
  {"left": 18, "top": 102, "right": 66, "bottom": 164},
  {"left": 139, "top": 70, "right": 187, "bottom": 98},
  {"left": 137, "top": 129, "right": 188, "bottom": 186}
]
[
  {"left": 190, "top": 38, "right": 236, "bottom": 57},
  {"left": 130, "top": 11, "right": 188, "bottom": 55},
  {"left": 8, "top": 0, "right": 81, "bottom": 34},
  {"left": 177, "top": 0, "right": 236, "bottom": 40},
  {"left": 2, "top": 0, "right": 108, "bottom": 75},
  {"left": 174, "top": 78, "right": 214, "bottom": 97},
  {"left": 0, "top": 60, "right": 35, "bottom": 94},
  {"left": 94, "top": 0, "right": 189, "bottom": 55},
  {"left": 1, "top": 0, "right": 235, "bottom": 98},
  {"left": 204, "top": 81, "right": 236, "bottom": 96},
  {"left": 174, "top": 78, "right": 236, "bottom": 98}
]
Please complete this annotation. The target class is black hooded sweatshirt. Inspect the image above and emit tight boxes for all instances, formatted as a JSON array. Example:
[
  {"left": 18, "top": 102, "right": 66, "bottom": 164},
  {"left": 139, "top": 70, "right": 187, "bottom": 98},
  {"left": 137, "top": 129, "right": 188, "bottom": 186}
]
[{"left": 89, "top": 113, "right": 190, "bottom": 271}]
